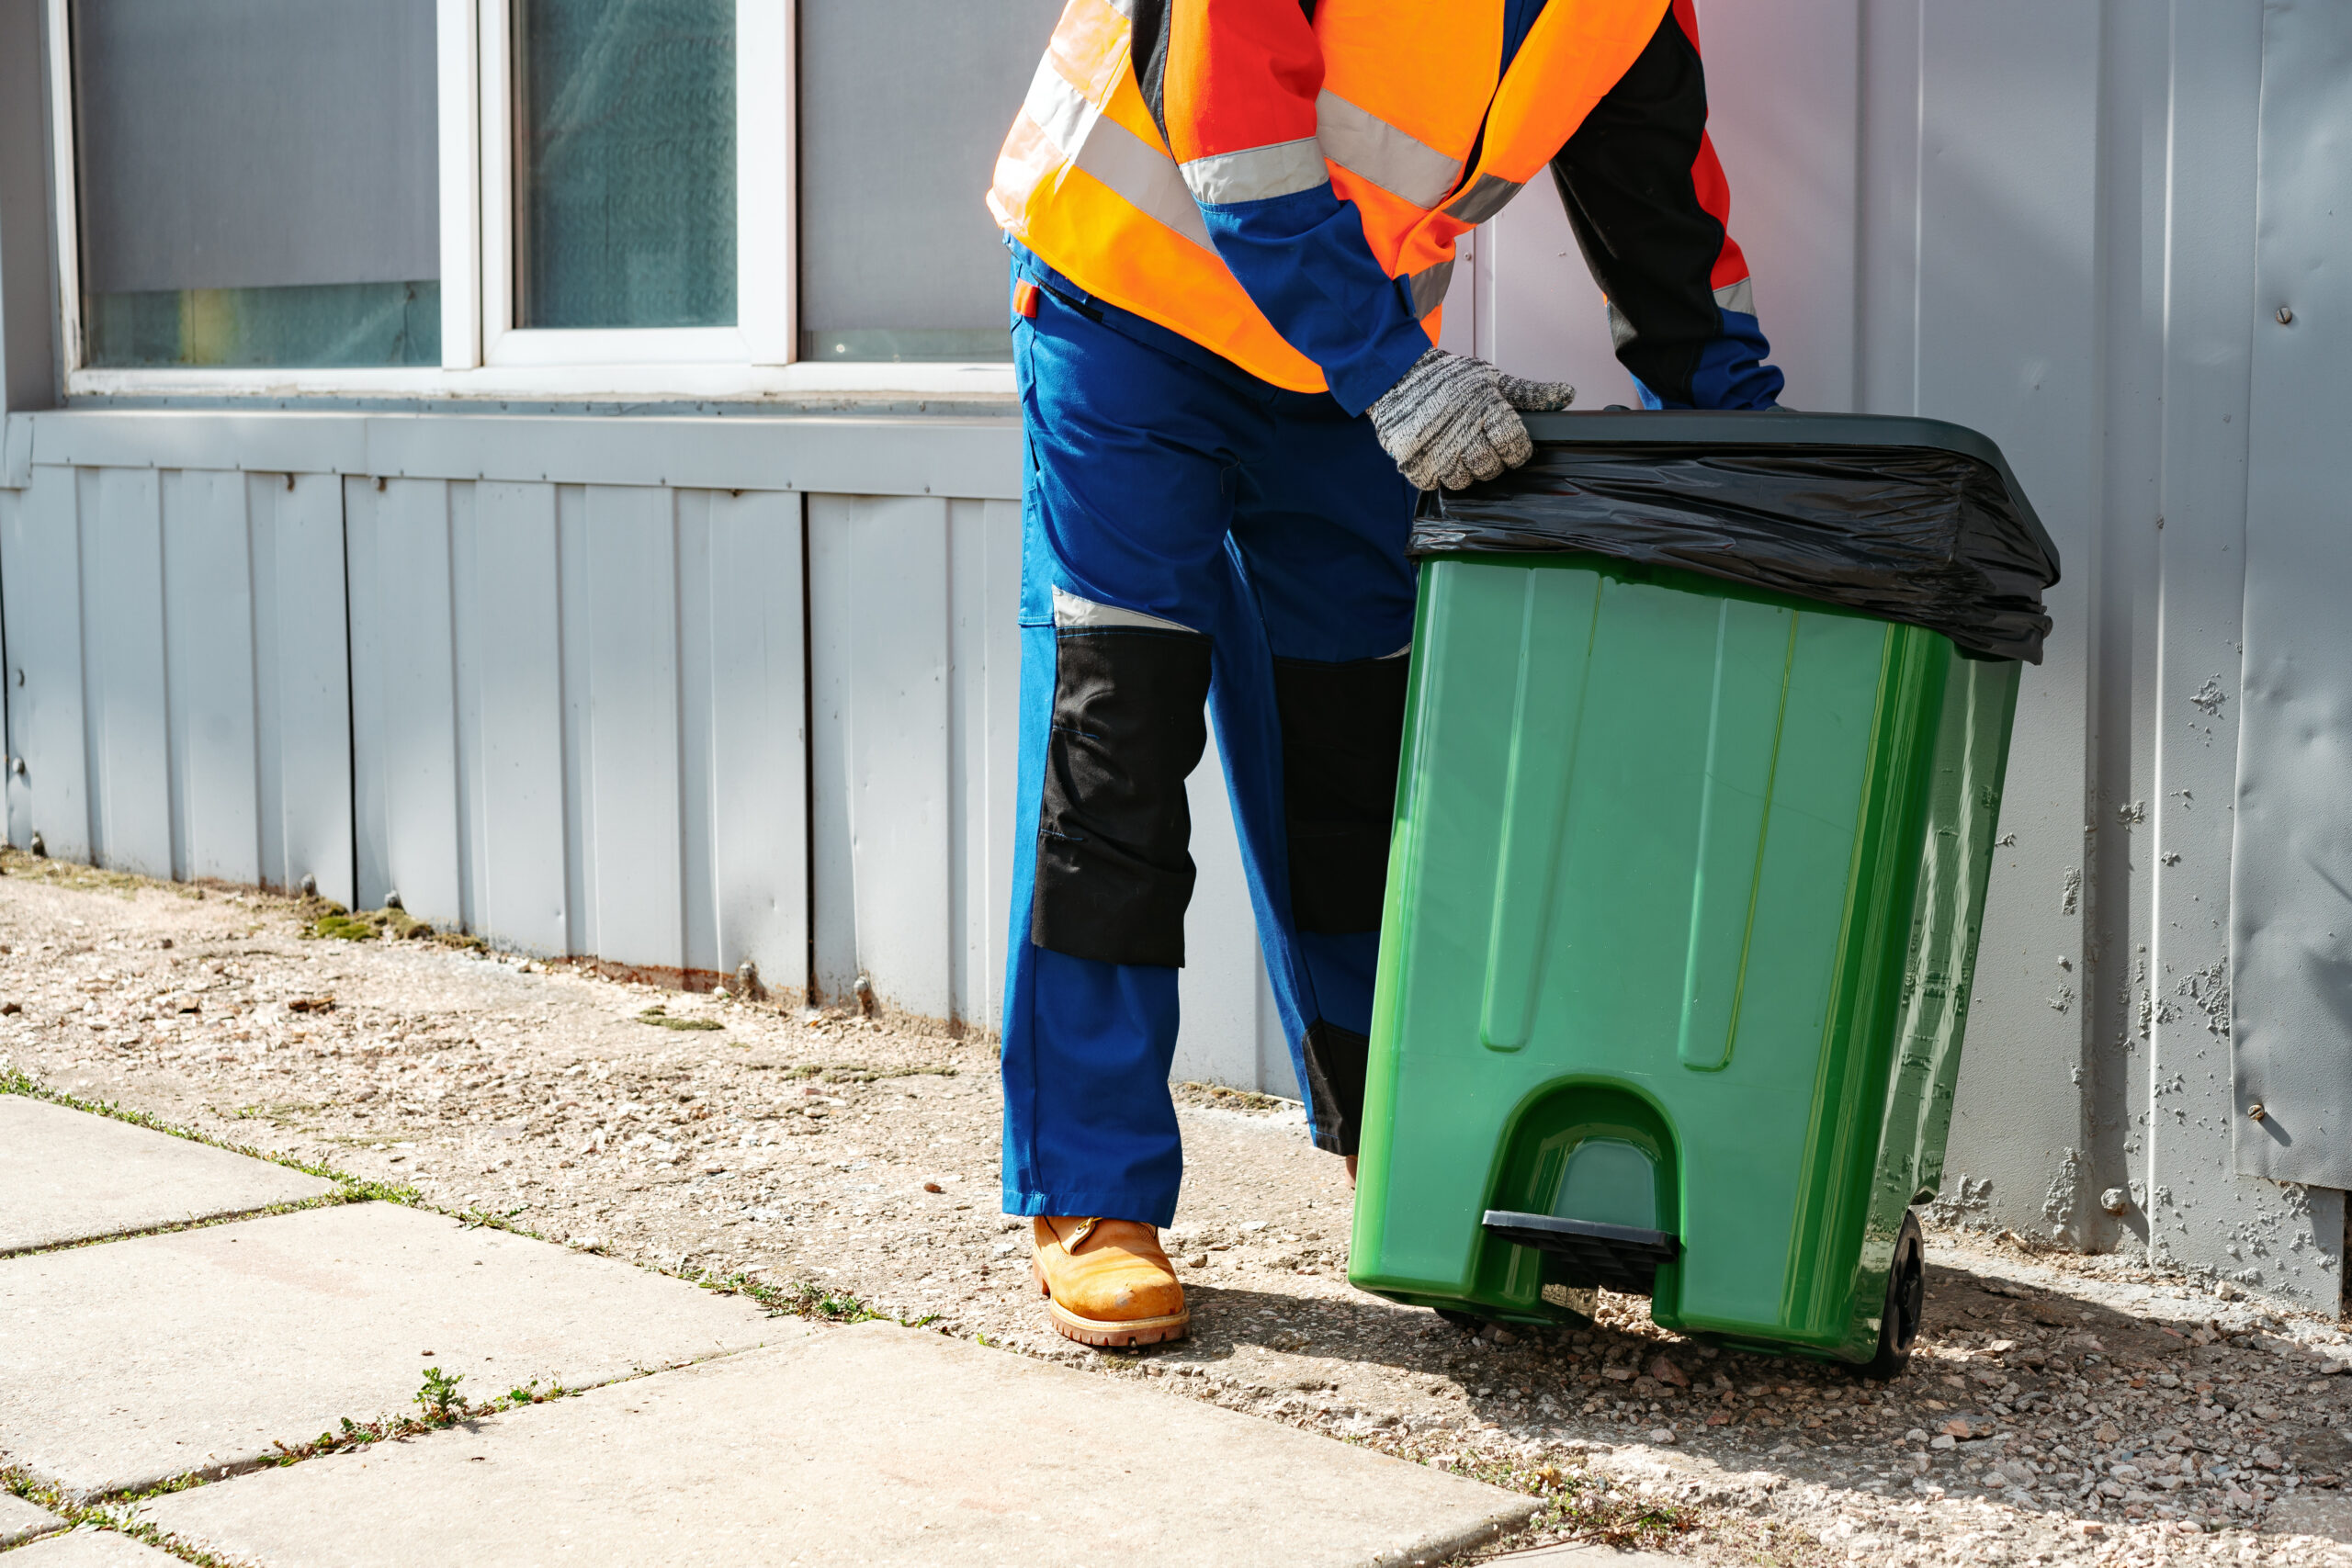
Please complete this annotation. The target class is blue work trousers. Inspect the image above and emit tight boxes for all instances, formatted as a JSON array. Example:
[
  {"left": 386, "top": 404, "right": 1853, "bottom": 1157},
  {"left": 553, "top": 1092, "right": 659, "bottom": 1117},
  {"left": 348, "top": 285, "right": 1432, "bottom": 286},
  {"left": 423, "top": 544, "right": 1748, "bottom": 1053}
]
[{"left": 999, "top": 248, "right": 1419, "bottom": 1227}]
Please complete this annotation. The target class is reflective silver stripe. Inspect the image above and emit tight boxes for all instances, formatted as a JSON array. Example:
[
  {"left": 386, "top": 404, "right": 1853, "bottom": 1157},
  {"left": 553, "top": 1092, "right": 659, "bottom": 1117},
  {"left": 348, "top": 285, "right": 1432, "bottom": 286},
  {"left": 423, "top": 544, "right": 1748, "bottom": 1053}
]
[
  {"left": 1099, "top": 0, "right": 1135, "bottom": 15},
  {"left": 1606, "top": 300, "right": 1635, "bottom": 349},
  {"left": 1444, "top": 173, "right": 1525, "bottom": 225},
  {"left": 1020, "top": 50, "right": 1215, "bottom": 253},
  {"left": 1606, "top": 280, "right": 1755, "bottom": 350},
  {"left": 1076, "top": 114, "right": 1216, "bottom": 250},
  {"left": 1408, "top": 258, "right": 1454, "bottom": 320},
  {"left": 1316, "top": 91, "right": 1462, "bottom": 208},
  {"left": 1180, "top": 137, "right": 1329, "bottom": 205},
  {"left": 1052, "top": 586, "right": 1199, "bottom": 636},
  {"left": 1022, "top": 56, "right": 1096, "bottom": 159},
  {"left": 1379, "top": 642, "right": 1411, "bottom": 660}
]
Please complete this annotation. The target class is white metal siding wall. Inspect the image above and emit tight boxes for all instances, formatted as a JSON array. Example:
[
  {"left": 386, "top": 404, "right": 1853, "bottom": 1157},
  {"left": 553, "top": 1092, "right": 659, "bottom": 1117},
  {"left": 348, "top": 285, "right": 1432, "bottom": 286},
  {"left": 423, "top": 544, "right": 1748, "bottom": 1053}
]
[
  {"left": 0, "top": 462, "right": 351, "bottom": 901},
  {"left": 0, "top": 444, "right": 1295, "bottom": 1083},
  {"left": 341, "top": 476, "right": 808, "bottom": 985},
  {"left": 807, "top": 493, "right": 1021, "bottom": 1025},
  {"left": 2230, "top": 0, "right": 2352, "bottom": 1200}
]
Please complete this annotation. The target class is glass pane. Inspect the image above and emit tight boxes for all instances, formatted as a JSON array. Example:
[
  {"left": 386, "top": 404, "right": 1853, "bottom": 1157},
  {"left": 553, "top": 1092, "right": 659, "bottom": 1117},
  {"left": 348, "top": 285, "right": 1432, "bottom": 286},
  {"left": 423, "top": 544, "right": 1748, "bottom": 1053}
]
[
  {"left": 85, "top": 283, "right": 440, "bottom": 369},
  {"left": 516, "top": 0, "right": 737, "bottom": 330},
  {"left": 797, "top": 0, "right": 1063, "bottom": 362},
  {"left": 72, "top": 0, "right": 440, "bottom": 369}
]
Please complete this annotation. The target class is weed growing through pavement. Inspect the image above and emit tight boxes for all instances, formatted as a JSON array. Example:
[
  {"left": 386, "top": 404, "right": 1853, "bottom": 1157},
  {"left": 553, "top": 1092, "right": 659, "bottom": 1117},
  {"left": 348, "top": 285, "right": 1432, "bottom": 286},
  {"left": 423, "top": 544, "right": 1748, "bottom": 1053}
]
[
  {"left": 415, "top": 1366, "right": 467, "bottom": 1420},
  {"left": 696, "top": 1264, "right": 950, "bottom": 1331},
  {"left": 673, "top": 1265, "right": 922, "bottom": 1326},
  {"left": 1393, "top": 1450, "right": 1701, "bottom": 1562},
  {"left": 266, "top": 1380, "right": 576, "bottom": 1469},
  {"left": 2, "top": 1463, "right": 248, "bottom": 1568}
]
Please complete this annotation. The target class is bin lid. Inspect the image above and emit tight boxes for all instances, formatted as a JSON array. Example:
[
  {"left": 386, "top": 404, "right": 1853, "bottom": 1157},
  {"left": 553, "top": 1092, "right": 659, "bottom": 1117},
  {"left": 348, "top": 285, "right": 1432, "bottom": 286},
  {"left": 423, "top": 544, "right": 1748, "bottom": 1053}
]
[{"left": 1409, "top": 409, "right": 2063, "bottom": 663}]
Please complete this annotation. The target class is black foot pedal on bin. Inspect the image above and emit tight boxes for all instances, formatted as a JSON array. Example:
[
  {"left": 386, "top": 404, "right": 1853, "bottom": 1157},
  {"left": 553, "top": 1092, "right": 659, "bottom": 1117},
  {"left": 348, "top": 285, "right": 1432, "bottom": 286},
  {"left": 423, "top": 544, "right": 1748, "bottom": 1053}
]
[{"left": 1482, "top": 1211, "right": 1680, "bottom": 1297}]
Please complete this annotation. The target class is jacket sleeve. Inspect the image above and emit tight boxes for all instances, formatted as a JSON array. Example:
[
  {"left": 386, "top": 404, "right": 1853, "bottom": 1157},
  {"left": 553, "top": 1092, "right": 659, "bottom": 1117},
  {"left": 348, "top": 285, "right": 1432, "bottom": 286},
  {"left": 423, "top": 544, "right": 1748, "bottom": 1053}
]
[
  {"left": 1549, "top": 0, "right": 1783, "bottom": 410},
  {"left": 1132, "top": 0, "right": 1431, "bottom": 414}
]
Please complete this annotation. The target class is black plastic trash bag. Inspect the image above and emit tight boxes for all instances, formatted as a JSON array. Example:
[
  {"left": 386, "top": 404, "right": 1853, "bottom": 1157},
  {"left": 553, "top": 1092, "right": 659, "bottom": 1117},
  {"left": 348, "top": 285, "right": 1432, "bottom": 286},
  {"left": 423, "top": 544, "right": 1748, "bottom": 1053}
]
[{"left": 1409, "top": 411, "right": 2062, "bottom": 663}]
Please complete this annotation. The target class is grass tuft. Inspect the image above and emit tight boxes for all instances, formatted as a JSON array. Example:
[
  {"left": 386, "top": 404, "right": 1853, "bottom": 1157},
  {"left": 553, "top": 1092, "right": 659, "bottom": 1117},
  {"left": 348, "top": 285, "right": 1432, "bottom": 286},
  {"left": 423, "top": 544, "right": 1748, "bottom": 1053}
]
[
  {"left": 635, "top": 1006, "right": 724, "bottom": 1032},
  {"left": 304, "top": 903, "right": 483, "bottom": 951}
]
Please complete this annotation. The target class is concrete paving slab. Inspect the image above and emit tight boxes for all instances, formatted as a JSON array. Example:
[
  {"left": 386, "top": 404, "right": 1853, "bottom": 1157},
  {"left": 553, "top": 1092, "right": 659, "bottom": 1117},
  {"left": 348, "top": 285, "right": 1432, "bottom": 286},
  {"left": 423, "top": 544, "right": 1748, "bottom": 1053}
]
[
  {"left": 1, "top": 1532, "right": 176, "bottom": 1568},
  {"left": 2, "top": 1529, "right": 183, "bottom": 1566},
  {"left": 0, "top": 1493, "right": 68, "bottom": 1549},
  {"left": 0, "top": 1201, "right": 775, "bottom": 1497},
  {"left": 143, "top": 1320, "right": 1536, "bottom": 1568},
  {"left": 0, "top": 1096, "right": 333, "bottom": 1253}
]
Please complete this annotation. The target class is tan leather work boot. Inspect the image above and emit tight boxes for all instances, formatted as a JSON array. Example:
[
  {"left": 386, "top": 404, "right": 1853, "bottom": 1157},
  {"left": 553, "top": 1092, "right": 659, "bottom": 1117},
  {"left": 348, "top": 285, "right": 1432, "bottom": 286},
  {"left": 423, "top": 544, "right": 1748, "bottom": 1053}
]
[{"left": 1031, "top": 1215, "right": 1189, "bottom": 1348}]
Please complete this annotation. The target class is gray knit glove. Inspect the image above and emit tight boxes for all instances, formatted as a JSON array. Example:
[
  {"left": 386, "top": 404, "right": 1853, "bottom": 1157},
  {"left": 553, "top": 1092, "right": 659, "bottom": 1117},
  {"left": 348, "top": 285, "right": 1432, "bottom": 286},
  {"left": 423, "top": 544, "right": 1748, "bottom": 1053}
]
[{"left": 1366, "top": 348, "right": 1576, "bottom": 491}]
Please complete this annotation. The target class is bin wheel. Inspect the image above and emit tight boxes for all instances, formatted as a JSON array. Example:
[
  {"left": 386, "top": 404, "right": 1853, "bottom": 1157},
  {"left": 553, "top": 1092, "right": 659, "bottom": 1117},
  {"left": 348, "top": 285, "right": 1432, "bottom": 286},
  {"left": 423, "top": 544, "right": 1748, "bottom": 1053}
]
[
  {"left": 1434, "top": 1308, "right": 1486, "bottom": 1335},
  {"left": 1858, "top": 1210, "right": 1926, "bottom": 1380}
]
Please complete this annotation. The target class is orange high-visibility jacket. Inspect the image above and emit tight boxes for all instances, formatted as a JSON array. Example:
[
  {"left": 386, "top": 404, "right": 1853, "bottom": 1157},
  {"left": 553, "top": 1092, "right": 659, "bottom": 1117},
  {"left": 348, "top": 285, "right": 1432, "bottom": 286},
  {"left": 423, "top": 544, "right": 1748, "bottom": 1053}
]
[{"left": 989, "top": 0, "right": 1762, "bottom": 408}]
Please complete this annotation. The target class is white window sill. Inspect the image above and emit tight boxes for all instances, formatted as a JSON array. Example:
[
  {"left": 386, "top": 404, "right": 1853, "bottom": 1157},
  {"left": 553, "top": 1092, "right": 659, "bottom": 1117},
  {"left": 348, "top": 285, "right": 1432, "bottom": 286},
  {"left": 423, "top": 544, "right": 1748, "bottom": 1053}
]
[{"left": 63, "top": 359, "right": 1019, "bottom": 402}]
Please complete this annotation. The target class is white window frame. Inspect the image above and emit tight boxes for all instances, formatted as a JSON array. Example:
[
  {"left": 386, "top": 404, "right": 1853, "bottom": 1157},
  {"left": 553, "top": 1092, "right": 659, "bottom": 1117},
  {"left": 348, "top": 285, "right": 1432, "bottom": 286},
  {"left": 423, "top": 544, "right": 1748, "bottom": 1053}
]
[{"left": 46, "top": 0, "right": 1014, "bottom": 400}]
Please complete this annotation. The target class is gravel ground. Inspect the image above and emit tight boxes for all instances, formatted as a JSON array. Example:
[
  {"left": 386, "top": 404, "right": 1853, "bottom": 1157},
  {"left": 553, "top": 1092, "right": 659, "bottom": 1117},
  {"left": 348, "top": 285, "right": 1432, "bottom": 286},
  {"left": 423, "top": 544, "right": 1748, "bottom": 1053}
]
[{"left": 3, "top": 852, "right": 2348, "bottom": 1567}]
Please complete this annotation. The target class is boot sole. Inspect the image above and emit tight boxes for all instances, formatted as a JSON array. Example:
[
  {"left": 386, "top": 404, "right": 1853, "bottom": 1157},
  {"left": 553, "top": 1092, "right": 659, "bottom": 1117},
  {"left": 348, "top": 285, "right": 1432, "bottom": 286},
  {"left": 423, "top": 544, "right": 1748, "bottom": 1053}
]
[{"left": 1032, "top": 1259, "right": 1190, "bottom": 1348}]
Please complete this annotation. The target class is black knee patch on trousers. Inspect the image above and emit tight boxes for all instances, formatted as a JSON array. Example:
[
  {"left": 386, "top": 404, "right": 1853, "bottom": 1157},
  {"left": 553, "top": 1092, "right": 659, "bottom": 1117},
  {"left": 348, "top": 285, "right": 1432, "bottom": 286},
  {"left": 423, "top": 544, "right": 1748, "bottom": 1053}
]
[
  {"left": 1302, "top": 1020, "right": 1371, "bottom": 1155},
  {"left": 1272, "top": 654, "right": 1410, "bottom": 933},
  {"left": 1032, "top": 628, "right": 1212, "bottom": 968}
]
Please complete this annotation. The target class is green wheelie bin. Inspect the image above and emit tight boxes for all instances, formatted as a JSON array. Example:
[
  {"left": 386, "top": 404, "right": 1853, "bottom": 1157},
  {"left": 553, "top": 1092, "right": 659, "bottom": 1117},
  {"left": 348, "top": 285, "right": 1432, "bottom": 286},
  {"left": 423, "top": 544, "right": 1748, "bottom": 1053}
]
[{"left": 1348, "top": 410, "right": 2060, "bottom": 1377}]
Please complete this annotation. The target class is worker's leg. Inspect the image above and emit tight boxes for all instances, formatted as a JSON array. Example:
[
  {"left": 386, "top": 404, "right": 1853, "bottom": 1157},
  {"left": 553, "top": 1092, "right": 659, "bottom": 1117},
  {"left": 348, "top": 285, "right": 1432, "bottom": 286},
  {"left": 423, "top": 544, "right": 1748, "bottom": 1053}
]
[
  {"left": 1205, "top": 390, "right": 1419, "bottom": 1156},
  {"left": 1000, "top": 254, "right": 1279, "bottom": 1229}
]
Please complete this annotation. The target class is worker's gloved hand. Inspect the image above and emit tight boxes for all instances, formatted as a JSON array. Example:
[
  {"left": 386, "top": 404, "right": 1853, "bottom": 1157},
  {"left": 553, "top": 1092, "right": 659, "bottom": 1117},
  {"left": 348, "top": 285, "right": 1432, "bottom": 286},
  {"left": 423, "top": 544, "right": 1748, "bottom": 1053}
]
[{"left": 1366, "top": 348, "right": 1576, "bottom": 491}]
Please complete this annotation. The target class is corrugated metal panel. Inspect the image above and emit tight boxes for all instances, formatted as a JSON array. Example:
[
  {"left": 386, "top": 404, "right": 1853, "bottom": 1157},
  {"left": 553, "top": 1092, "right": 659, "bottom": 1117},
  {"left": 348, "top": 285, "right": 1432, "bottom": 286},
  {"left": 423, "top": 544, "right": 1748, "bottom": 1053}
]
[
  {"left": 944, "top": 497, "right": 1023, "bottom": 1031},
  {"left": 813, "top": 494, "right": 954, "bottom": 1016},
  {"left": 85, "top": 467, "right": 175, "bottom": 878},
  {"left": 469, "top": 480, "right": 568, "bottom": 954},
  {"left": 252, "top": 473, "right": 354, "bottom": 905},
  {"left": 0, "top": 462, "right": 352, "bottom": 898},
  {"left": 348, "top": 475, "right": 465, "bottom": 921},
  {"left": 159, "top": 468, "right": 261, "bottom": 884},
  {"left": 1, "top": 466, "right": 92, "bottom": 862},
  {"left": 2232, "top": 0, "right": 2352, "bottom": 1192},
  {"left": 2141, "top": 4, "right": 2273, "bottom": 1287},
  {"left": 808, "top": 493, "right": 1023, "bottom": 1028},
  {"left": 581, "top": 484, "right": 688, "bottom": 970},
  {"left": 706, "top": 489, "right": 812, "bottom": 994},
  {"left": 340, "top": 475, "right": 810, "bottom": 985}
]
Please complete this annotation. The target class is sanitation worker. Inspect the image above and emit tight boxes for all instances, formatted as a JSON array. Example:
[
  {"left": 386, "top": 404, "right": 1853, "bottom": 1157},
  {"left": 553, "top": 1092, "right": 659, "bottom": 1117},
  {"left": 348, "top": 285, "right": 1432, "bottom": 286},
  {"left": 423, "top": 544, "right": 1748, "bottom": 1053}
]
[{"left": 989, "top": 0, "right": 1784, "bottom": 1347}]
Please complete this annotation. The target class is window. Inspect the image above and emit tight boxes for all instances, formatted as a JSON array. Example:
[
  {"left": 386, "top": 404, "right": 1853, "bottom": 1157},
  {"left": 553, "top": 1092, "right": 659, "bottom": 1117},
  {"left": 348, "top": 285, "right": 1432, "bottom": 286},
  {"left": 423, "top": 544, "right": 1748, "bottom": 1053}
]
[
  {"left": 70, "top": 0, "right": 441, "bottom": 368},
  {"left": 47, "top": 0, "right": 1023, "bottom": 390},
  {"left": 796, "top": 0, "right": 1061, "bottom": 362},
  {"left": 513, "top": 0, "right": 737, "bottom": 330}
]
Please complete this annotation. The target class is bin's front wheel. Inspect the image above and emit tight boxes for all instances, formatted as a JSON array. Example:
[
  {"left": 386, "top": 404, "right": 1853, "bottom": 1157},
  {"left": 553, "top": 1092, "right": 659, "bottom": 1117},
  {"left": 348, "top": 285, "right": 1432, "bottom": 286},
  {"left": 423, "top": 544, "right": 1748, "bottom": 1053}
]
[
  {"left": 1859, "top": 1210, "right": 1926, "bottom": 1380},
  {"left": 1434, "top": 1308, "right": 1486, "bottom": 1334}
]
